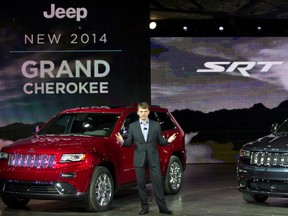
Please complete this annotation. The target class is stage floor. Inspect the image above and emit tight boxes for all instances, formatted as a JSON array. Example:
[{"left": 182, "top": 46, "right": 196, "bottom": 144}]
[{"left": 1, "top": 163, "right": 288, "bottom": 216}]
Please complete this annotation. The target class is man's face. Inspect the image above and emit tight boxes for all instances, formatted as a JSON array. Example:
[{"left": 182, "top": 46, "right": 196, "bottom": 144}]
[{"left": 137, "top": 107, "right": 150, "bottom": 121}]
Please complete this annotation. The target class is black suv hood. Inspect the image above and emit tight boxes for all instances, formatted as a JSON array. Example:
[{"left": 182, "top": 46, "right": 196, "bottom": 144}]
[{"left": 245, "top": 133, "right": 288, "bottom": 151}]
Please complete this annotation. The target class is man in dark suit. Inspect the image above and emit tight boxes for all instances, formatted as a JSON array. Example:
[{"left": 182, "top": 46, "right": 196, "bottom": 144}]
[{"left": 116, "top": 102, "right": 176, "bottom": 215}]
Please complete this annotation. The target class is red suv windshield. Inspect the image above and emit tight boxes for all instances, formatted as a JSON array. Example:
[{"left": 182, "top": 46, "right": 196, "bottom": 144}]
[{"left": 38, "top": 113, "right": 120, "bottom": 137}]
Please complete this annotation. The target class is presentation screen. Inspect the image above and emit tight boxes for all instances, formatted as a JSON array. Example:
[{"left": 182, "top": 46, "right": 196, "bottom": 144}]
[
  {"left": 0, "top": 0, "right": 149, "bottom": 147},
  {"left": 151, "top": 37, "right": 288, "bottom": 163}
]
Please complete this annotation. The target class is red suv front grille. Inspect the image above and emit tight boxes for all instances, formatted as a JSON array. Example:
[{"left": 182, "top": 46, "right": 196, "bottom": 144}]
[{"left": 8, "top": 154, "right": 56, "bottom": 168}]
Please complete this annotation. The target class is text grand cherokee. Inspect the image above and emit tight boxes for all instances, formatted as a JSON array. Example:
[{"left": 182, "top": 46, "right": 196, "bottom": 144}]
[{"left": 0, "top": 104, "right": 186, "bottom": 212}]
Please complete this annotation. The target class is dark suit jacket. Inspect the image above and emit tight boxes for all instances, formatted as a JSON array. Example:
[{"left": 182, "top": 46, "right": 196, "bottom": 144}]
[{"left": 122, "top": 119, "right": 169, "bottom": 167}]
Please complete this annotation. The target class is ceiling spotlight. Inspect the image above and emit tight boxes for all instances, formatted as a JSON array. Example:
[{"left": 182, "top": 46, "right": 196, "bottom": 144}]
[
  {"left": 183, "top": 26, "right": 188, "bottom": 31},
  {"left": 149, "top": 21, "right": 157, "bottom": 30},
  {"left": 257, "top": 26, "right": 262, "bottom": 31},
  {"left": 219, "top": 26, "right": 224, "bottom": 31}
]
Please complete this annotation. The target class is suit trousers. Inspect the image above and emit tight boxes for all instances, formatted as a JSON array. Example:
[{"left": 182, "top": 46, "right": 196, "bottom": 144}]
[{"left": 135, "top": 155, "right": 167, "bottom": 211}]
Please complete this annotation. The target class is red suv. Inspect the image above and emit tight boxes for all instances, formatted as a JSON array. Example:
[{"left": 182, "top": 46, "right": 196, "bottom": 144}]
[{"left": 0, "top": 104, "right": 186, "bottom": 212}]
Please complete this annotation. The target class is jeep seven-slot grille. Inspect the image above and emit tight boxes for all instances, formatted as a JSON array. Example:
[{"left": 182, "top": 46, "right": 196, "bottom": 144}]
[
  {"left": 8, "top": 154, "right": 56, "bottom": 168},
  {"left": 250, "top": 151, "right": 288, "bottom": 167}
]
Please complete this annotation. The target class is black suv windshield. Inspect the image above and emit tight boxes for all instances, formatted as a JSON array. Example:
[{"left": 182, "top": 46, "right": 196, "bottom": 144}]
[
  {"left": 38, "top": 113, "right": 119, "bottom": 137},
  {"left": 275, "top": 119, "right": 288, "bottom": 135}
]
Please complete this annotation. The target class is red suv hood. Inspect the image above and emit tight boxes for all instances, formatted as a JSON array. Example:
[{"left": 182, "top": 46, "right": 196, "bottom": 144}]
[{"left": 3, "top": 135, "right": 107, "bottom": 154}]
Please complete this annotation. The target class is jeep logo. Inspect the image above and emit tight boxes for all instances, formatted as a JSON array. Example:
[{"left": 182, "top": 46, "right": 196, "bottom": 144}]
[
  {"left": 43, "top": 4, "right": 88, "bottom": 22},
  {"left": 196, "top": 61, "right": 283, "bottom": 77}
]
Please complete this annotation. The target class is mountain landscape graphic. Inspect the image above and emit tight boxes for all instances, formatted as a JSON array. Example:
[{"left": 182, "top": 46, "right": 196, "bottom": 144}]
[
  {"left": 172, "top": 100, "right": 288, "bottom": 150},
  {"left": 2, "top": 100, "right": 288, "bottom": 152}
]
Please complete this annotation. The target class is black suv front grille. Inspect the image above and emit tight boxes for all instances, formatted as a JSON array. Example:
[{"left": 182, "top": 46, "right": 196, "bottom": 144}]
[
  {"left": 250, "top": 180, "right": 288, "bottom": 192},
  {"left": 8, "top": 154, "right": 56, "bottom": 168},
  {"left": 250, "top": 151, "right": 288, "bottom": 167}
]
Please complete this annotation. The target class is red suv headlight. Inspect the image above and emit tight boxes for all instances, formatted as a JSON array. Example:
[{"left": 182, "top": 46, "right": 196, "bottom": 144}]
[{"left": 60, "top": 154, "right": 86, "bottom": 162}]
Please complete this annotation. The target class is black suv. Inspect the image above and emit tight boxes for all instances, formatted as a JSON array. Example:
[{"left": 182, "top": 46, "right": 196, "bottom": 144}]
[{"left": 237, "top": 118, "right": 288, "bottom": 203}]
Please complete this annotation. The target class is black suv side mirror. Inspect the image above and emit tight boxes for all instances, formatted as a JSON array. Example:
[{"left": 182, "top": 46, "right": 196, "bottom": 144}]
[{"left": 271, "top": 123, "right": 279, "bottom": 133}]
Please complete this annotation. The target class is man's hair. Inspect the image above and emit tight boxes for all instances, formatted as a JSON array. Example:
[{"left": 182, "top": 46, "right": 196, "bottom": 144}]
[{"left": 138, "top": 102, "right": 150, "bottom": 110}]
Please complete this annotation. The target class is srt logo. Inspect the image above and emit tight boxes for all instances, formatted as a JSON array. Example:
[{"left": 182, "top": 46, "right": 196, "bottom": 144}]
[{"left": 196, "top": 61, "right": 283, "bottom": 77}]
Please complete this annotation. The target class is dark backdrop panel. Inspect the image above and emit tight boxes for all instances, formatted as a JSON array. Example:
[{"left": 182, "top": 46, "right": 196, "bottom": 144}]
[{"left": 0, "top": 0, "right": 150, "bottom": 127}]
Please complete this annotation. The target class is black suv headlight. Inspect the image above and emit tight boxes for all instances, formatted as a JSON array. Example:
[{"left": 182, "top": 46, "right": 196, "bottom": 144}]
[{"left": 239, "top": 149, "right": 250, "bottom": 158}]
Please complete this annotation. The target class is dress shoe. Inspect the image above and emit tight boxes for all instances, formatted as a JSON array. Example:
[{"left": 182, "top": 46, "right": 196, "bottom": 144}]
[
  {"left": 159, "top": 209, "right": 173, "bottom": 215},
  {"left": 139, "top": 209, "right": 149, "bottom": 215}
]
